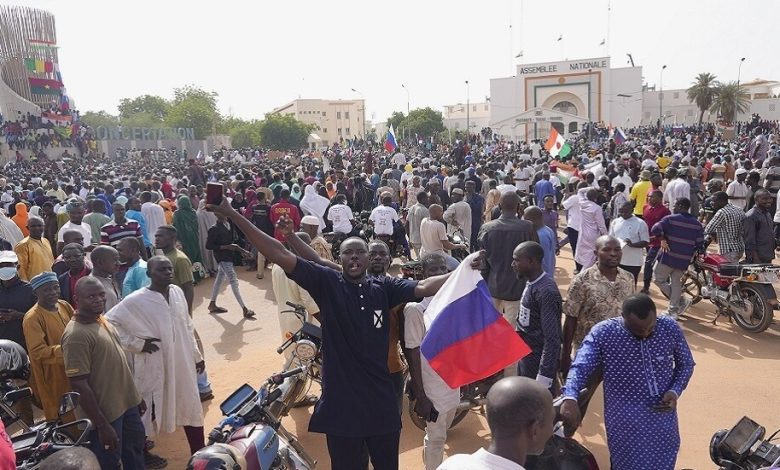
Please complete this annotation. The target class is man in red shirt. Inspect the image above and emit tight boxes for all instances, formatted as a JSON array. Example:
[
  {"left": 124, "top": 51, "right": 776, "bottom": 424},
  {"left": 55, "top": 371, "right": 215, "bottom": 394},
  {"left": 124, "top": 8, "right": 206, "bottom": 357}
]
[
  {"left": 269, "top": 188, "right": 301, "bottom": 241},
  {"left": 641, "top": 190, "right": 671, "bottom": 294}
]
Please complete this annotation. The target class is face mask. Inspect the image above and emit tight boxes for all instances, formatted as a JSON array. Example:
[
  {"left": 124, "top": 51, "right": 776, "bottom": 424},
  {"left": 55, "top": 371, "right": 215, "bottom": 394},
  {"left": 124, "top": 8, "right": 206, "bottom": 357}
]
[{"left": 0, "top": 267, "right": 17, "bottom": 281}]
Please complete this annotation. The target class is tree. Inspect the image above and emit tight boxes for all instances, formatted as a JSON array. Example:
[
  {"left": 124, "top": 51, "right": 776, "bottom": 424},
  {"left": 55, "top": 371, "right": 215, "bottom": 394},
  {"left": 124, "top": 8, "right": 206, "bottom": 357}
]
[
  {"left": 117, "top": 95, "right": 170, "bottom": 123},
  {"left": 386, "top": 111, "right": 405, "bottom": 131},
  {"left": 165, "top": 85, "right": 221, "bottom": 139},
  {"left": 120, "top": 112, "right": 162, "bottom": 129},
  {"left": 686, "top": 73, "right": 718, "bottom": 126},
  {"left": 710, "top": 81, "right": 750, "bottom": 124},
  {"left": 401, "top": 107, "right": 445, "bottom": 138},
  {"left": 79, "top": 110, "right": 119, "bottom": 128},
  {"left": 259, "top": 114, "right": 313, "bottom": 150}
]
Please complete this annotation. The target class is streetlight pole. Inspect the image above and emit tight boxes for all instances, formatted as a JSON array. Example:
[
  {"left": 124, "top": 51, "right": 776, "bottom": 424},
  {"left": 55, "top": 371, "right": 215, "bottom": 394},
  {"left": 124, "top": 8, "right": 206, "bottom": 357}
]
[
  {"left": 465, "top": 80, "right": 470, "bottom": 143},
  {"left": 588, "top": 69, "right": 593, "bottom": 143},
  {"left": 735, "top": 57, "right": 746, "bottom": 125},
  {"left": 401, "top": 84, "right": 410, "bottom": 115},
  {"left": 659, "top": 64, "right": 667, "bottom": 131},
  {"left": 350, "top": 88, "right": 365, "bottom": 138}
]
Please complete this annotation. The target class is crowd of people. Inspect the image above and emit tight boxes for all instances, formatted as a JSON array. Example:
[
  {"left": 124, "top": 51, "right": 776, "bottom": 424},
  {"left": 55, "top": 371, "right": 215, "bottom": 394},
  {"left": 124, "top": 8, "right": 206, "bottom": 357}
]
[
  {"left": 0, "top": 115, "right": 776, "bottom": 469},
  {"left": 1, "top": 108, "right": 96, "bottom": 161}
]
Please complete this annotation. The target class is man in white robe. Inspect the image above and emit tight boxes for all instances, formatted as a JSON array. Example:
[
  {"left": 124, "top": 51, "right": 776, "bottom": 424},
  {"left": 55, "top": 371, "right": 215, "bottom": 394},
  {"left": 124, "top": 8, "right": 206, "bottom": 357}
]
[{"left": 105, "top": 256, "right": 205, "bottom": 456}]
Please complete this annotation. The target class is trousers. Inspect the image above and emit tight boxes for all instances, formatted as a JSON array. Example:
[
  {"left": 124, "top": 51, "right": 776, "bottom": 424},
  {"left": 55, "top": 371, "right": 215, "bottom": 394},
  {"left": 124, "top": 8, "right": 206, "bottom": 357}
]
[
  {"left": 493, "top": 298, "right": 520, "bottom": 376},
  {"left": 654, "top": 262, "right": 685, "bottom": 314},
  {"left": 423, "top": 407, "right": 457, "bottom": 470},
  {"left": 87, "top": 406, "right": 145, "bottom": 469},
  {"left": 326, "top": 430, "right": 400, "bottom": 470},
  {"left": 210, "top": 261, "right": 246, "bottom": 308},
  {"left": 643, "top": 245, "right": 660, "bottom": 290}
]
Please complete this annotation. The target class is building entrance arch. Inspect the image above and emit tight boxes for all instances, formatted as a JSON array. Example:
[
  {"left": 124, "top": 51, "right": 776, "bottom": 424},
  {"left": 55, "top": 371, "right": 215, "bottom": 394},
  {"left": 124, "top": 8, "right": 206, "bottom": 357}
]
[{"left": 542, "top": 92, "right": 587, "bottom": 119}]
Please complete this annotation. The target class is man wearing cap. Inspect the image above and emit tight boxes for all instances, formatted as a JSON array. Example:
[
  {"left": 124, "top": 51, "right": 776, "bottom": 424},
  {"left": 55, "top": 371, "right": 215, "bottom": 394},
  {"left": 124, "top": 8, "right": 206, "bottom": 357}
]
[
  {"left": 15, "top": 216, "right": 54, "bottom": 282},
  {"left": 23, "top": 271, "right": 74, "bottom": 422},
  {"left": 0, "top": 251, "right": 35, "bottom": 351},
  {"left": 727, "top": 169, "right": 750, "bottom": 211},
  {"left": 630, "top": 170, "right": 653, "bottom": 217},
  {"left": 300, "top": 215, "right": 333, "bottom": 262}
]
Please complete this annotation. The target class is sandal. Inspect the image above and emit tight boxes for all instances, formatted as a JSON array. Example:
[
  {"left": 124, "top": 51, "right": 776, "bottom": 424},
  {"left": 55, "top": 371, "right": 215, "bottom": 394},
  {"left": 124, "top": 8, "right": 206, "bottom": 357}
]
[
  {"left": 208, "top": 306, "right": 228, "bottom": 314},
  {"left": 144, "top": 452, "right": 168, "bottom": 469},
  {"left": 243, "top": 308, "right": 256, "bottom": 319}
]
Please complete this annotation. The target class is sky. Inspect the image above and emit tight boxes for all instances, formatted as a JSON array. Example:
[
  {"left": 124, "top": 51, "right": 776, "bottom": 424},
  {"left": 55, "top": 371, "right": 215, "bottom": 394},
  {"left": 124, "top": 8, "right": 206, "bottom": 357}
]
[{"left": 9, "top": 0, "right": 779, "bottom": 124}]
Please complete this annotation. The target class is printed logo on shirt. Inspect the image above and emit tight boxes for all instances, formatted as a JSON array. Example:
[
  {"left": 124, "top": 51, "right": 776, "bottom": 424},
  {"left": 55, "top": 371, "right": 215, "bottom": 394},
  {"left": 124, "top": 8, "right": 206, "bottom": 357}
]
[{"left": 374, "top": 310, "right": 383, "bottom": 328}]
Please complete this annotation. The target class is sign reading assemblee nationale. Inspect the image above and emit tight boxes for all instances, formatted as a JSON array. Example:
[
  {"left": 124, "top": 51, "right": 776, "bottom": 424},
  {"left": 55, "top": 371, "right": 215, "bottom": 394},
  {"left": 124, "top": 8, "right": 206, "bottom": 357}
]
[
  {"left": 519, "top": 58, "right": 609, "bottom": 75},
  {"left": 94, "top": 126, "right": 196, "bottom": 141}
]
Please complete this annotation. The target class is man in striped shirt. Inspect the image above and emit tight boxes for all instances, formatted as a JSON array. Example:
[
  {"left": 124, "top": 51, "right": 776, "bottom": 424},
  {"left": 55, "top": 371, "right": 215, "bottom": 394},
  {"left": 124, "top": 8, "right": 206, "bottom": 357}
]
[
  {"left": 651, "top": 198, "right": 704, "bottom": 320},
  {"left": 100, "top": 201, "right": 146, "bottom": 258}
]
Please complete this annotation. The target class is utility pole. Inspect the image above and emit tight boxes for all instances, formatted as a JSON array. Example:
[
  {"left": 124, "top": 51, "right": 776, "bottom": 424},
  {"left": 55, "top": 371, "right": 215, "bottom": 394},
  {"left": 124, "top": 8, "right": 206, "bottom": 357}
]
[
  {"left": 735, "top": 58, "right": 746, "bottom": 125},
  {"left": 350, "top": 88, "right": 365, "bottom": 138},
  {"left": 465, "top": 80, "right": 470, "bottom": 143},
  {"left": 659, "top": 64, "right": 667, "bottom": 131}
]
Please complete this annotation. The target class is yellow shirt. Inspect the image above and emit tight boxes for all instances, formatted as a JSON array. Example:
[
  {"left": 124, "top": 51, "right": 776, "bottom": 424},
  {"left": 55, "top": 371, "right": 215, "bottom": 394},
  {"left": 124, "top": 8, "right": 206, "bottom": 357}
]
[
  {"left": 629, "top": 180, "right": 653, "bottom": 215},
  {"left": 656, "top": 156, "right": 672, "bottom": 170},
  {"left": 14, "top": 237, "right": 55, "bottom": 281},
  {"left": 23, "top": 300, "right": 74, "bottom": 420}
]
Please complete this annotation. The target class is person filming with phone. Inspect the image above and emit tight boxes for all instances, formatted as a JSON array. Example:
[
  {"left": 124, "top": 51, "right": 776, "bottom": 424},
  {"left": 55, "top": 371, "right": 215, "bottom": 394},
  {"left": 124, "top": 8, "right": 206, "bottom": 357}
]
[{"left": 559, "top": 294, "right": 695, "bottom": 470}]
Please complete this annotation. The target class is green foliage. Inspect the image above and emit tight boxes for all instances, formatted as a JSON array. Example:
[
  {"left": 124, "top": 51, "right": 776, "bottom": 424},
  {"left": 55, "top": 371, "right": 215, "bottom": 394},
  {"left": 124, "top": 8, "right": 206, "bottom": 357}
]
[
  {"left": 687, "top": 73, "right": 718, "bottom": 125},
  {"left": 259, "top": 114, "right": 314, "bottom": 150},
  {"left": 117, "top": 95, "right": 170, "bottom": 123},
  {"left": 79, "top": 110, "right": 119, "bottom": 128},
  {"left": 120, "top": 112, "right": 162, "bottom": 129},
  {"left": 710, "top": 81, "right": 750, "bottom": 124},
  {"left": 386, "top": 111, "right": 405, "bottom": 131},
  {"left": 401, "top": 107, "right": 445, "bottom": 137},
  {"left": 165, "top": 85, "right": 221, "bottom": 139}
]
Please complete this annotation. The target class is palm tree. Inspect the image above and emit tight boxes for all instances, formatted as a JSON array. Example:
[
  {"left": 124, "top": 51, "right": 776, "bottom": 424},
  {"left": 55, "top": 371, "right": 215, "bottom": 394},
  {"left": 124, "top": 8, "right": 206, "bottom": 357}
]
[
  {"left": 710, "top": 81, "right": 750, "bottom": 124},
  {"left": 686, "top": 73, "right": 718, "bottom": 126}
]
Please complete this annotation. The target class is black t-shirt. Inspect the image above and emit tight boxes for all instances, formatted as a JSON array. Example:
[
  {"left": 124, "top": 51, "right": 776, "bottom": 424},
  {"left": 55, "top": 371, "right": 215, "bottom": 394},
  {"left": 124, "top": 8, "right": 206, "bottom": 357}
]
[
  {"left": 288, "top": 259, "right": 417, "bottom": 437},
  {"left": 0, "top": 279, "right": 36, "bottom": 350},
  {"left": 251, "top": 204, "right": 274, "bottom": 236}
]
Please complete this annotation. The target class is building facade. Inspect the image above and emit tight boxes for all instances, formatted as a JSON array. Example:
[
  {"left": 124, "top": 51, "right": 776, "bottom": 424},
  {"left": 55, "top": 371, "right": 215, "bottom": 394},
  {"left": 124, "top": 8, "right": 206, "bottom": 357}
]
[
  {"left": 488, "top": 57, "right": 780, "bottom": 142},
  {"left": 442, "top": 101, "right": 491, "bottom": 134},
  {"left": 269, "top": 98, "right": 366, "bottom": 148}
]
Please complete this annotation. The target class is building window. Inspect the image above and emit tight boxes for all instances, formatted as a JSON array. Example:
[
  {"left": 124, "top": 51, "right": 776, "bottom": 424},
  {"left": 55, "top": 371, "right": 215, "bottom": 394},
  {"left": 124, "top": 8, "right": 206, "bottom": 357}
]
[
  {"left": 472, "top": 105, "right": 477, "bottom": 111},
  {"left": 687, "top": 109, "right": 694, "bottom": 116},
  {"left": 322, "top": 128, "right": 327, "bottom": 133},
  {"left": 345, "top": 112, "right": 350, "bottom": 119},
  {"left": 322, "top": 112, "right": 326, "bottom": 117},
  {"left": 770, "top": 104, "right": 776, "bottom": 112},
  {"left": 346, "top": 128, "right": 350, "bottom": 135},
  {"left": 337, "top": 112, "right": 341, "bottom": 119},
  {"left": 337, "top": 128, "right": 342, "bottom": 135},
  {"left": 673, "top": 92, "right": 679, "bottom": 99}
]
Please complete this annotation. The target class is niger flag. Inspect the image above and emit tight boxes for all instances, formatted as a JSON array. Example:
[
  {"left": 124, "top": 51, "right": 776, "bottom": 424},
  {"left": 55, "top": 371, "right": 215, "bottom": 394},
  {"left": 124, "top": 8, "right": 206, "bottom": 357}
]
[{"left": 544, "top": 128, "right": 571, "bottom": 158}]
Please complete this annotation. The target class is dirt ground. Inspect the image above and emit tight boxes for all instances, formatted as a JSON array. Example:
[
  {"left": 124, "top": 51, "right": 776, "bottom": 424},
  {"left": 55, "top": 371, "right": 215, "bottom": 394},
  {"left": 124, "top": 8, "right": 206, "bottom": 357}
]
[{"left": 155, "top": 244, "right": 780, "bottom": 470}]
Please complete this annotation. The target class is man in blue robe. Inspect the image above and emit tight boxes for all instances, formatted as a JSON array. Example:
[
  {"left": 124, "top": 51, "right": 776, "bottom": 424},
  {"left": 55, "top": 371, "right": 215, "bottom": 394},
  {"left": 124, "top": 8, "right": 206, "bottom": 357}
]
[{"left": 560, "top": 294, "right": 695, "bottom": 470}]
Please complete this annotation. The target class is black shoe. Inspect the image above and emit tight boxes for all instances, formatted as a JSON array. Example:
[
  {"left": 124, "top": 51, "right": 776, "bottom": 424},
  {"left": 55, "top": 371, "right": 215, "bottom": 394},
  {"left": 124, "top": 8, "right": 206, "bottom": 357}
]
[{"left": 200, "top": 391, "right": 214, "bottom": 402}]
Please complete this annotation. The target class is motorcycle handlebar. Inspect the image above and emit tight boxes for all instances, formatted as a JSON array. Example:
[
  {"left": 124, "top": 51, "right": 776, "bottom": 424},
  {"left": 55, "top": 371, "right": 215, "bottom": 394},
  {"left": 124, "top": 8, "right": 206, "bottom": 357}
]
[
  {"left": 268, "top": 367, "right": 305, "bottom": 385},
  {"left": 285, "top": 301, "right": 305, "bottom": 311}
]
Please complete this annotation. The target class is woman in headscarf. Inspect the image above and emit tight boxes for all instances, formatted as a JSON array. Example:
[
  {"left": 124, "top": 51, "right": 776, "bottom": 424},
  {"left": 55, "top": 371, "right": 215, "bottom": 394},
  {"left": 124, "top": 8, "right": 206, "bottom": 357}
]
[
  {"left": 172, "top": 195, "right": 205, "bottom": 283},
  {"left": 483, "top": 189, "right": 501, "bottom": 222},
  {"left": 159, "top": 200, "right": 174, "bottom": 224},
  {"left": 291, "top": 184, "right": 303, "bottom": 202},
  {"left": 11, "top": 202, "right": 29, "bottom": 237},
  {"left": 230, "top": 192, "right": 246, "bottom": 213},
  {"left": 196, "top": 200, "right": 218, "bottom": 276},
  {"left": 299, "top": 184, "right": 331, "bottom": 231}
]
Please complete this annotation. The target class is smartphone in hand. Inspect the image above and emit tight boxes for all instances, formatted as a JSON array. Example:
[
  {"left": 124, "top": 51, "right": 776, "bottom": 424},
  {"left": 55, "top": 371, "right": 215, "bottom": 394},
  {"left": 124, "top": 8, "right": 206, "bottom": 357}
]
[{"left": 206, "top": 183, "right": 223, "bottom": 206}]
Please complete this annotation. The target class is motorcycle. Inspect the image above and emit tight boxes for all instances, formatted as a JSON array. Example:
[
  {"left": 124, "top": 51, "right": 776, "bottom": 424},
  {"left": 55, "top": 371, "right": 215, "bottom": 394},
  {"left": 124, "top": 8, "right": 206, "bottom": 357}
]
[
  {"left": 322, "top": 211, "right": 373, "bottom": 260},
  {"left": 672, "top": 243, "right": 780, "bottom": 333},
  {"left": 267, "top": 302, "right": 322, "bottom": 420},
  {"left": 13, "top": 392, "right": 93, "bottom": 469},
  {"left": 710, "top": 416, "right": 780, "bottom": 470},
  {"left": 194, "top": 368, "right": 317, "bottom": 470},
  {"left": 399, "top": 228, "right": 470, "bottom": 280}
]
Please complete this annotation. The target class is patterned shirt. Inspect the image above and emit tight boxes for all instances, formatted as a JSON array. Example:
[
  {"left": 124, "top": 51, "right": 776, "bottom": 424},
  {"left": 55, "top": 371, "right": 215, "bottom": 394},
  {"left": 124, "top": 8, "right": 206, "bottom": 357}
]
[
  {"left": 704, "top": 203, "right": 746, "bottom": 255},
  {"left": 563, "top": 264, "right": 634, "bottom": 347},
  {"left": 100, "top": 219, "right": 142, "bottom": 248}
]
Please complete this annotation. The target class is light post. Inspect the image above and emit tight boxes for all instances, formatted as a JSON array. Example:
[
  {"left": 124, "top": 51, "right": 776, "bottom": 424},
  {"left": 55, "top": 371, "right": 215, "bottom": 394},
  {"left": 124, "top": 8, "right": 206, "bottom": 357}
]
[
  {"left": 401, "top": 84, "right": 410, "bottom": 115},
  {"left": 350, "top": 88, "right": 365, "bottom": 138},
  {"left": 588, "top": 69, "right": 593, "bottom": 143},
  {"left": 659, "top": 64, "right": 667, "bottom": 130},
  {"left": 735, "top": 57, "right": 746, "bottom": 125},
  {"left": 465, "top": 80, "right": 470, "bottom": 143}
]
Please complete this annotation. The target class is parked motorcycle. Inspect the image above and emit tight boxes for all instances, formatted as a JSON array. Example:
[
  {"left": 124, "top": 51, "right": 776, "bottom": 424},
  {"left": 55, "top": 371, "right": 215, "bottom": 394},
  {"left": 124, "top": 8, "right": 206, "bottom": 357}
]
[
  {"left": 14, "top": 392, "right": 92, "bottom": 469},
  {"left": 399, "top": 228, "right": 469, "bottom": 280},
  {"left": 671, "top": 244, "right": 780, "bottom": 333},
  {"left": 267, "top": 301, "right": 322, "bottom": 420},
  {"left": 322, "top": 211, "right": 373, "bottom": 260},
  {"left": 710, "top": 416, "right": 780, "bottom": 470},
  {"left": 189, "top": 368, "right": 317, "bottom": 470}
]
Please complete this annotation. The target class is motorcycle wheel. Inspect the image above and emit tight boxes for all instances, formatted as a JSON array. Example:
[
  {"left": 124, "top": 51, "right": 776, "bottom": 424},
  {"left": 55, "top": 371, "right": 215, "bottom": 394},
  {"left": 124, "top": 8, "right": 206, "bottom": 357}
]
[
  {"left": 659, "top": 270, "right": 703, "bottom": 305},
  {"left": 731, "top": 285, "right": 773, "bottom": 333}
]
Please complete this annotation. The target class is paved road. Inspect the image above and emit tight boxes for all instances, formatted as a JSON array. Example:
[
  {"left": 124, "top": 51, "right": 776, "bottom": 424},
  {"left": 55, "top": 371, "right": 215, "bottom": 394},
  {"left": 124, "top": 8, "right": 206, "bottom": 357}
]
[{"left": 156, "top": 246, "right": 780, "bottom": 469}]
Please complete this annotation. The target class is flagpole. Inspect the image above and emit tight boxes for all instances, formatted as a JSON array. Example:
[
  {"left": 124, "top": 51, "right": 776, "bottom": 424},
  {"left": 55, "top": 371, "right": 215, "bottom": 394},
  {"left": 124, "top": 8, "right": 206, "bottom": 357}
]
[{"left": 606, "top": 0, "right": 611, "bottom": 57}]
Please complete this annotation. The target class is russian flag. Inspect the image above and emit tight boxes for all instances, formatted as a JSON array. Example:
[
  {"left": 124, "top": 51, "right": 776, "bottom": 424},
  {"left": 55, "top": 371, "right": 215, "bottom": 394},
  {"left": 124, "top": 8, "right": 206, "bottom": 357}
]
[
  {"left": 614, "top": 127, "right": 627, "bottom": 145},
  {"left": 384, "top": 124, "right": 397, "bottom": 153},
  {"left": 421, "top": 253, "right": 531, "bottom": 388}
]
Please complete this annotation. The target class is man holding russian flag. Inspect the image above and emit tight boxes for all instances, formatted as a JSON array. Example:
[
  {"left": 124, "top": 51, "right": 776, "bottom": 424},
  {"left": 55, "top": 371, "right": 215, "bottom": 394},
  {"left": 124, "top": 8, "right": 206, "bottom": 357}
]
[{"left": 208, "top": 197, "right": 488, "bottom": 470}]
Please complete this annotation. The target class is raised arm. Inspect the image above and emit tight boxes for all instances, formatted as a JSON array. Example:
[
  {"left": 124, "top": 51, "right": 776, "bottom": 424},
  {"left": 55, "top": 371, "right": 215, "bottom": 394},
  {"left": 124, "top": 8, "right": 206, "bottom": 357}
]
[
  {"left": 276, "top": 216, "right": 342, "bottom": 271},
  {"left": 208, "top": 198, "right": 297, "bottom": 274}
]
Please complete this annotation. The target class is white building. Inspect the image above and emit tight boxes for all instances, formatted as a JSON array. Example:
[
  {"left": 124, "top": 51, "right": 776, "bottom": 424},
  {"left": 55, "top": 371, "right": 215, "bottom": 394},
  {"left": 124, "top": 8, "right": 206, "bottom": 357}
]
[
  {"left": 488, "top": 56, "right": 780, "bottom": 142},
  {"left": 442, "top": 101, "right": 491, "bottom": 134},
  {"left": 269, "top": 98, "right": 366, "bottom": 148}
]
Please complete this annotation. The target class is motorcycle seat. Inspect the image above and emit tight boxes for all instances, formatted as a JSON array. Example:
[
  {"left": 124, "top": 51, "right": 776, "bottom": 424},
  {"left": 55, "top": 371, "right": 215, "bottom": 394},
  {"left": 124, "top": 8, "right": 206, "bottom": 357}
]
[{"left": 719, "top": 264, "right": 741, "bottom": 277}]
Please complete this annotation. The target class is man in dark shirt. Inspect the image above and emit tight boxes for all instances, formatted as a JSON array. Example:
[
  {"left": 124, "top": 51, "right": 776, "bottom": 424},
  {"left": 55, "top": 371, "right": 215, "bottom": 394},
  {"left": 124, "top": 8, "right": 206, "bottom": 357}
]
[
  {"left": 478, "top": 192, "right": 539, "bottom": 377},
  {"left": 205, "top": 213, "right": 254, "bottom": 318},
  {"left": 0, "top": 251, "right": 36, "bottom": 349},
  {"left": 58, "top": 243, "right": 91, "bottom": 308},
  {"left": 744, "top": 189, "right": 775, "bottom": 264},
  {"left": 511, "top": 242, "right": 562, "bottom": 393},
  {"left": 210, "top": 197, "right": 482, "bottom": 470}
]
